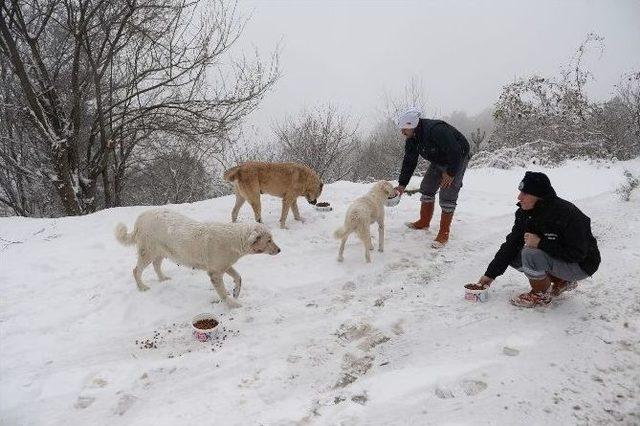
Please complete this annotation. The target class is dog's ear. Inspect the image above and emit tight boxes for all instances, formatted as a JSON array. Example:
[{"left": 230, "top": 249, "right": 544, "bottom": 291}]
[{"left": 247, "top": 226, "right": 262, "bottom": 246}]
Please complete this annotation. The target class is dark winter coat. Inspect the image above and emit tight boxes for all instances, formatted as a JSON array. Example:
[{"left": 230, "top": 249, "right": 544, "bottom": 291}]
[
  {"left": 484, "top": 196, "right": 601, "bottom": 279},
  {"left": 398, "top": 119, "right": 470, "bottom": 187}
]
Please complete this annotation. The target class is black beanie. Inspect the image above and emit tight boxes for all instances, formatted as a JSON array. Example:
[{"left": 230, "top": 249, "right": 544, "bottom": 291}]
[{"left": 518, "top": 171, "right": 556, "bottom": 198}]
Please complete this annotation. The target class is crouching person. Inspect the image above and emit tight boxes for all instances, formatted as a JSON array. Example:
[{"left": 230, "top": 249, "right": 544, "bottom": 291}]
[{"left": 475, "top": 172, "right": 601, "bottom": 308}]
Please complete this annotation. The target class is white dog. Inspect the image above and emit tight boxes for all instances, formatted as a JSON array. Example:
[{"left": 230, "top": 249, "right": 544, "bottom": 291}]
[
  {"left": 115, "top": 209, "right": 280, "bottom": 308},
  {"left": 334, "top": 181, "right": 396, "bottom": 263}
]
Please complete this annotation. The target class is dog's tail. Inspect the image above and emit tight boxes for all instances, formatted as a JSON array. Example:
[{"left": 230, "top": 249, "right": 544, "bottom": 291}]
[
  {"left": 334, "top": 214, "right": 360, "bottom": 239},
  {"left": 333, "top": 225, "right": 348, "bottom": 240},
  {"left": 114, "top": 223, "right": 136, "bottom": 246},
  {"left": 223, "top": 165, "right": 241, "bottom": 182}
]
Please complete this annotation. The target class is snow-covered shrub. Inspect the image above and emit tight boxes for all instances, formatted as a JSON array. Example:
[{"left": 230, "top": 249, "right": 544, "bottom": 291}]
[
  {"left": 487, "top": 35, "right": 639, "bottom": 164},
  {"left": 469, "top": 139, "right": 603, "bottom": 169},
  {"left": 616, "top": 170, "right": 639, "bottom": 201}
]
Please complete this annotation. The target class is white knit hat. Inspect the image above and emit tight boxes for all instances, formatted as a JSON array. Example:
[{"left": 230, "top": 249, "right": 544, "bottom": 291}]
[{"left": 396, "top": 108, "right": 421, "bottom": 129}]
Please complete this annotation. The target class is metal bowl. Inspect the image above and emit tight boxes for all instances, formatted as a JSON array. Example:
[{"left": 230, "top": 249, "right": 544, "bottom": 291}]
[{"left": 384, "top": 193, "right": 401, "bottom": 207}]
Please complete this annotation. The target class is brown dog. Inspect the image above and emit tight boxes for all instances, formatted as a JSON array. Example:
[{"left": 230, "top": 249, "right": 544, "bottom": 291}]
[{"left": 224, "top": 162, "right": 323, "bottom": 229}]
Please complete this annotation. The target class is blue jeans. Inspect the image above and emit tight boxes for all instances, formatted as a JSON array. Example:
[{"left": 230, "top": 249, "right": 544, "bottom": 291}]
[{"left": 510, "top": 247, "right": 590, "bottom": 281}]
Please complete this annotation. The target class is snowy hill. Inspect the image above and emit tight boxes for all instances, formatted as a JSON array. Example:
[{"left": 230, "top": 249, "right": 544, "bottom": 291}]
[{"left": 1, "top": 160, "right": 639, "bottom": 425}]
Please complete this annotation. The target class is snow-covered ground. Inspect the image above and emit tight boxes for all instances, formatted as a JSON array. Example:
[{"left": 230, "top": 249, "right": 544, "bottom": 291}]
[{"left": 1, "top": 160, "right": 639, "bottom": 425}]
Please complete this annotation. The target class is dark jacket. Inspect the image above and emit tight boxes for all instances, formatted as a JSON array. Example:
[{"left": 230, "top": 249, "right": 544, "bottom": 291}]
[
  {"left": 398, "top": 119, "right": 470, "bottom": 187},
  {"left": 484, "top": 196, "right": 601, "bottom": 279}
]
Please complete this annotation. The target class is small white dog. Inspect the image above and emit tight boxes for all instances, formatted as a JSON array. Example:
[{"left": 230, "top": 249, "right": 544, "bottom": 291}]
[
  {"left": 115, "top": 209, "right": 280, "bottom": 308},
  {"left": 334, "top": 181, "right": 396, "bottom": 263}
]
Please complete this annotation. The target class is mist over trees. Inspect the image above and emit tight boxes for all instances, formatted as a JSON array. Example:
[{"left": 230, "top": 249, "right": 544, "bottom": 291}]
[{"left": 2, "top": 23, "right": 638, "bottom": 218}]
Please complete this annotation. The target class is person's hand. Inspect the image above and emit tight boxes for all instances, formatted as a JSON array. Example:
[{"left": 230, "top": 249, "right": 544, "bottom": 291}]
[
  {"left": 478, "top": 276, "right": 494, "bottom": 289},
  {"left": 524, "top": 232, "right": 541, "bottom": 248},
  {"left": 440, "top": 172, "right": 454, "bottom": 189},
  {"left": 394, "top": 185, "right": 405, "bottom": 195}
]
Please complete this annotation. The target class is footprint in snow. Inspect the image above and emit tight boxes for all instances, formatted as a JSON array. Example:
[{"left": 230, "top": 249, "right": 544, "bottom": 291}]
[
  {"left": 434, "top": 379, "right": 488, "bottom": 399},
  {"left": 74, "top": 376, "right": 109, "bottom": 409}
]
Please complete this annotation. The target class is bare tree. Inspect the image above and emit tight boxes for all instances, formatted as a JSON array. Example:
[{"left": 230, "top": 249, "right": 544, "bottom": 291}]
[
  {"left": 274, "top": 105, "right": 360, "bottom": 182},
  {"left": 351, "top": 119, "right": 405, "bottom": 182},
  {"left": 380, "top": 75, "right": 428, "bottom": 121},
  {"left": 614, "top": 71, "right": 640, "bottom": 153},
  {"left": 124, "top": 148, "right": 215, "bottom": 206},
  {"left": 0, "top": 0, "right": 279, "bottom": 216},
  {"left": 354, "top": 77, "right": 429, "bottom": 183}
]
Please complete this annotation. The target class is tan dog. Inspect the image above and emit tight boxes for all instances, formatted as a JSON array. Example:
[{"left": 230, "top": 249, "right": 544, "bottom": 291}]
[
  {"left": 334, "top": 181, "right": 396, "bottom": 263},
  {"left": 115, "top": 209, "right": 280, "bottom": 308},
  {"left": 223, "top": 162, "right": 323, "bottom": 229}
]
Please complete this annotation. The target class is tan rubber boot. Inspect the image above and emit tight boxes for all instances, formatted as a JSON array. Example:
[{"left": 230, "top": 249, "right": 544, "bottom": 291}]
[
  {"left": 431, "top": 211, "right": 454, "bottom": 248},
  {"left": 405, "top": 202, "right": 434, "bottom": 230}
]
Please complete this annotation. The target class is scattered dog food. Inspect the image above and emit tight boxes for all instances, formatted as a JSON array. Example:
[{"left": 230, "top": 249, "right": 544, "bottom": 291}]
[{"left": 134, "top": 317, "right": 239, "bottom": 357}]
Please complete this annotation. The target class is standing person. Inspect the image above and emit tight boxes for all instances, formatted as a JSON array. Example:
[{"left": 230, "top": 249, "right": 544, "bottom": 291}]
[
  {"left": 395, "top": 108, "right": 471, "bottom": 248},
  {"left": 475, "top": 172, "right": 601, "bottom": 308}
]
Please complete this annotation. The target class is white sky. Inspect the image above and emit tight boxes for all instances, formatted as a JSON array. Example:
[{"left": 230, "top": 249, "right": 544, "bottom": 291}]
[{"left": 235, "top": 0, "right": 640, "bottom": 136}]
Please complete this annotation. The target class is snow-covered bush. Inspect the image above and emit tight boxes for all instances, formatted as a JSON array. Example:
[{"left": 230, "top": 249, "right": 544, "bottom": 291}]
[{"left": 616, "top": 170, "right": 639, "bottom": 201}]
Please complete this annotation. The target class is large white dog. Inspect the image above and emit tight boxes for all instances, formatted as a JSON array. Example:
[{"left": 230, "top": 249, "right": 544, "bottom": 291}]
[
  {"left": 334, "top": 181, "right": 396, "bottom": 263},
  {"left": 115, "top": 209, "right": 280, "bottom": 308}
]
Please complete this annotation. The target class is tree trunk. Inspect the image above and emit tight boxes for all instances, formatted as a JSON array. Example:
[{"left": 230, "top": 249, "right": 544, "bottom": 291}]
[{"left": 51, "top": 144, "right": 82, "bottom": 215}]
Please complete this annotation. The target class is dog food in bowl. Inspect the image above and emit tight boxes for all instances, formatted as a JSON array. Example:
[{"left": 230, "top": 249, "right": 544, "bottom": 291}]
[
  {"left": 192, "top": 313, "right": 220, "bottom": 342},
  {"left": 464, "top": 283, "right": 489, "bottom": 302},
  {"left": 315, "top": 201, "right": 333, "bottom": 212},
  {"left": 384, "top": 193, "right": 401, "bottom": 207}
]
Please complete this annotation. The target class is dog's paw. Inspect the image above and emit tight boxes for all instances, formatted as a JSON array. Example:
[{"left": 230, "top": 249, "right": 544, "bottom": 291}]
[
  {"left": 378, "top": 248, "right": 384, "bottom": 253},
  {"left": 232, "top": 286, "right": 241, "bottom": 299},
  {"left": 158, "top": 276, "right": 171, "bottom": 282},
  {"left": 137, "top": 284, "right": 150, "bottom": 292},
  {"left": 295, "top": 216, "right": 305, "bottom": 223},
  {"left": 225, "top": 298, "right": 242, "bottom": 309},
  {"left": 337, "top": 256, "right": 344, "bottom": 262}
]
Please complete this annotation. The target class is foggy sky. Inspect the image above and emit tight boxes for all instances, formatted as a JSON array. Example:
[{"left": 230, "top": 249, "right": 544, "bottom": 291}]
[{"left": 236, "top": 0, "right": 640, "bottom": 135}]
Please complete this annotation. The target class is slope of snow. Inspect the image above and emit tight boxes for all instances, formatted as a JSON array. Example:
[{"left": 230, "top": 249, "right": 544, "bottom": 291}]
[{"left": 1, "top": 160, "right": 639, "bottom": 425}]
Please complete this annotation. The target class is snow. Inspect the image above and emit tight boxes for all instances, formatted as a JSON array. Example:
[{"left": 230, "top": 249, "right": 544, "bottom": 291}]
[{"left": 1, "top": 160, "right": 639, "bottom": 425}]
